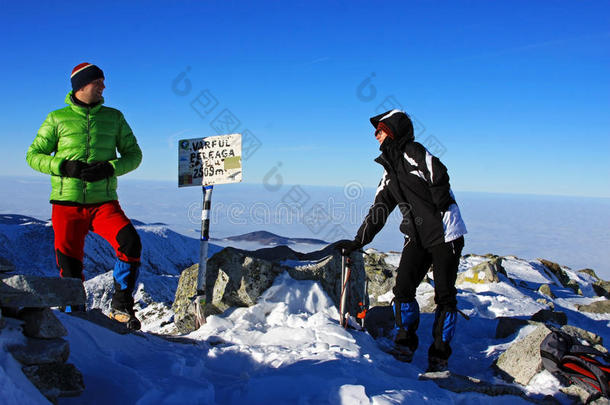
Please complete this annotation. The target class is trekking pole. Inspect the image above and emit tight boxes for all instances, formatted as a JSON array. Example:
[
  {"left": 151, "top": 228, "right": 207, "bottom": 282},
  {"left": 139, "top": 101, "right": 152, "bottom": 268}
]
[
  {"left": 194, "top": 184, "right": 213, "bottom": 328},
  {"left": 339, "top": 250, "right": 352, "bottom": 328}
]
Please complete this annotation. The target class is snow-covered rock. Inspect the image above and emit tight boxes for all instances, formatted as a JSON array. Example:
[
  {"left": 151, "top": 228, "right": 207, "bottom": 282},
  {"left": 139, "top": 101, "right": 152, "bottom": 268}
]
[{"left": 173, "top": 245, "right": 366, "bottom": 334}]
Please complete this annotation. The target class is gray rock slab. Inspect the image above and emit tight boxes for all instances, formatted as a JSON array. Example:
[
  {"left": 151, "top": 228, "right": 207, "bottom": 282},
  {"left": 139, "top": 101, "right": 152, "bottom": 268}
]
[
  {"left": 418, "top": 371, "right": 549, "bottom": 403},
  {"left": 577, "top": 299, "right": 610, "bottom": 314},
  {"left": 560, "top": 325, "right": 603, "bottom": 346},
  {"left": 7, "top": 338, "right": 69, "bottom": 365},
  {"left": 0, "top": 275, "right": 86, "bottom": 307},
  {"left": 530, "top": 309, "right": 567, "bottom": 326},
  {"left": 495, "top": 324, "right": 552, "bottom": 386},
  {"left": 19, "top": 308, "right": 67, "bottom": 339},
  {"left": 495, "top": 317, "right": 540, "bottom": 339},
  {"left": 22, "top": 362, "right": 84, "bottom": 402}
]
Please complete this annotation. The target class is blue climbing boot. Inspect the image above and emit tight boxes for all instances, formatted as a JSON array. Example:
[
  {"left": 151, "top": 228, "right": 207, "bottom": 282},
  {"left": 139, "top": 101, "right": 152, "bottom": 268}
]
[{"left": 391, "top": 300, "right": 420, "bottom": 362}]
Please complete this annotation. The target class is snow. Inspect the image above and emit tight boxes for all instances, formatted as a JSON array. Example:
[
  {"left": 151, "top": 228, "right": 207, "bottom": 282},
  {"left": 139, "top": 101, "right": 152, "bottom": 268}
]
[
  {"left": 2, "top": 254, "right": 610, "bottom": 403},
  {"left": 52, "top": 273, "right": 541, "bottom": 404}
]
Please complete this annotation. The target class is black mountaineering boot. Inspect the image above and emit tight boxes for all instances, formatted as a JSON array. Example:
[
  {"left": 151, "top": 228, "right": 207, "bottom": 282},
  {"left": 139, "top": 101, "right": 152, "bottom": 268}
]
[
  {"left": 109, "top": 280, "right": 141, "bottom": 330},
  {"left": 427, "top": 305, "right": 457, "bottom": 372}
]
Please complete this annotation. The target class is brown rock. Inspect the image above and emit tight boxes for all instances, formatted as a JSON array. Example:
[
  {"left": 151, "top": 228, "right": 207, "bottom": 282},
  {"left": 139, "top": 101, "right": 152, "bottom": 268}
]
[
  {"left": 537, "top": 284, "right": 555, "bottom": 299},
  {"left": 576, "top": 299, "right": 610, "bottom": 314}
]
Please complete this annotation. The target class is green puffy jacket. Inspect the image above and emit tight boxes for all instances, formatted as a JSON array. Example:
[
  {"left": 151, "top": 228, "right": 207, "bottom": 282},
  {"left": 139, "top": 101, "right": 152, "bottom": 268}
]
[{"left": 26, "top": 92, "right": 142, "bottom": 204}]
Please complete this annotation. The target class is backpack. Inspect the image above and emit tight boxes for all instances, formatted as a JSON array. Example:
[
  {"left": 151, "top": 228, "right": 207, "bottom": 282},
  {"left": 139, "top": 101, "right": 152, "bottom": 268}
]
[{"left": 540, "top": 328, "right": 610, "bottom": 399}]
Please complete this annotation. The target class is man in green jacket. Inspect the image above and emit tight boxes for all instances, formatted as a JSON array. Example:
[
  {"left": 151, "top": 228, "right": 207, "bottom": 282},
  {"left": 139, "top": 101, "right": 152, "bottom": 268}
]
[{"left": 26, "top": 63, "right": 143, "bottom": 330}]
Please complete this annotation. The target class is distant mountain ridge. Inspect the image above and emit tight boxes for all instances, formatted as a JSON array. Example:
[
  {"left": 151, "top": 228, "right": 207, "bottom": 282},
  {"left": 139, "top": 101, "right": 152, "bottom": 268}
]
[
  {"left": 214, "top": 230, "right": 327, "bottom": 246},
  {"left": 0, "top": 213, "right": 221, "bottom": 280}
]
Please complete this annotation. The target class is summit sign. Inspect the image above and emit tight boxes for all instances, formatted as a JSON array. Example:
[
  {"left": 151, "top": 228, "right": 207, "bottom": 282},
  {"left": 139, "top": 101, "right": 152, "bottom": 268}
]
[{"left": 178, "top": 134, "right": 243, "bottom": 187}]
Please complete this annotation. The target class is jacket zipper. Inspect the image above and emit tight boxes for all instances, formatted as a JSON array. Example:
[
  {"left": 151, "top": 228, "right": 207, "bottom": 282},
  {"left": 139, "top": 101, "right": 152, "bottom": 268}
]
[
  {"left": 84, "top": 109, "right": 90, "bottom": 203},
  {"left": 59, "top": 176, "right": 64, "bottom": 195},
  {"left": 106, "top": 178, "right": 110, "bottom": 196}
]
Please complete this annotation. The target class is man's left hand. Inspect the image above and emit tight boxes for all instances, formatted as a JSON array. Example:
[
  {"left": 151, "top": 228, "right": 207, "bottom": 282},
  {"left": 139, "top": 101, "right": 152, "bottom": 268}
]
[{"left": 81, "top": 162, "right": 114, "bottom": 182}]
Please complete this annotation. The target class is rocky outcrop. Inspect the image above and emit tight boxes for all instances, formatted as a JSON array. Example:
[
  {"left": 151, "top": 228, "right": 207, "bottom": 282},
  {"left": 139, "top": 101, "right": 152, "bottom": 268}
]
[
  {"left": 1, "top": 275, "right": 85, "bottom": 403},
  {"left": 592, "top": 281, "right": 610, "bottom": 299},
  {"left": 363, "top": 250, "right": 396, "bottom": 306},
  {"left": 419, "top": 371, "right": 538, "bottom": 402},
  {"left": 457, "top": 257, "right": 507, "bottom": 285},
  {"left": 538, "top": 259, "right": 582, "bottom": 295},
  {"left": 495, "top": 324, "right": 552, "bottom": 386},
  {"left": 576, "top": 299, "right": 610, "bottom": 314},
  {"left": 0, "top": 275, "right": 86, "bottom": 307},
  {"left": 530, "top": 309, "right": 567, "bottom": 326},
  {"left": 173, "top": 245, "right": 366, "bottom": 334},
  {"left": 495, "top": 318, "right": 538, "bottom": 339}
]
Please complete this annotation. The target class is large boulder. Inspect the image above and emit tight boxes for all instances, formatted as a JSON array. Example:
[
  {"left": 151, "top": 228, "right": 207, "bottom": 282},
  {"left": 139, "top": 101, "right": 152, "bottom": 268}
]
[
  {"left": 173, "top": 246, "right": 366, "bottom": 334},
  {"left": 363, "top": 250, "right": 396, "bottom": 306},
  {"left": 495, "top": 324, "right": 552, "bottom": 386},
  {"left": 0, "top": 275, "right": 86, "bottom": 308},
  {"left": 457, "top": 257, "right": 507, "bottom": 285}
]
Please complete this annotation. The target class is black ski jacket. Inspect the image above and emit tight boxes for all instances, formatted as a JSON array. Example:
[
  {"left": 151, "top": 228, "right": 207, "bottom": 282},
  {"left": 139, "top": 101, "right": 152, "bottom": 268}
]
[{"left": 355, "top": 110, "right": 466, "bottom": 249}]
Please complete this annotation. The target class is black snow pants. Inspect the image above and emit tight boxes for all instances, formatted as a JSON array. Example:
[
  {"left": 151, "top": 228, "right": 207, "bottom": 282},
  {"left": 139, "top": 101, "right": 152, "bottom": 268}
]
[{"left": 393, "top": 236, "right": 464, "bottom": 309}]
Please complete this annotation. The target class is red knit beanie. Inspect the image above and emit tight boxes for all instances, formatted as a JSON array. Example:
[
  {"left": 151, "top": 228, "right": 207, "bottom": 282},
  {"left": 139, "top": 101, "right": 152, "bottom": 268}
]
[{"left": 70, "top": 63, "right": 104, "bottom": 91}]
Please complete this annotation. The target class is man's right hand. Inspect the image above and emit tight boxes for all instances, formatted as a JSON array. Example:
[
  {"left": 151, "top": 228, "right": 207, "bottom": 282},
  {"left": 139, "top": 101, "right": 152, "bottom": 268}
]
[
  {"left": 60, "top": 160, "right": 87, "bottom": 178},
  {"left": 334, "top": 239, "right": 363, "bottom": 256}
]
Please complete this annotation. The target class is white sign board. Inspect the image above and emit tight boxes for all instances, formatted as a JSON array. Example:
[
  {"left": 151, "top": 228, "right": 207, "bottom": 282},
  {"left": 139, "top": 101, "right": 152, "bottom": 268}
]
[{"left": 178, "top": 134, "right": 242, "bottom": 187}]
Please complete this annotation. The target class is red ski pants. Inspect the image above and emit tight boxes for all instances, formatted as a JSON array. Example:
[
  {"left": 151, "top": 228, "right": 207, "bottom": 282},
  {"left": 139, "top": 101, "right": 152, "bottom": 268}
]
[{"left": 52, "top": 201, "right": 141, "bottom": 280}]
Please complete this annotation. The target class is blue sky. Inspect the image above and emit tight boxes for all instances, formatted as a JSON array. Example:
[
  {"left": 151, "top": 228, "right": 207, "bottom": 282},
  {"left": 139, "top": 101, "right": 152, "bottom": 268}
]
[{"left": 1, "top": 0, "right": 609, "bottom": 197}]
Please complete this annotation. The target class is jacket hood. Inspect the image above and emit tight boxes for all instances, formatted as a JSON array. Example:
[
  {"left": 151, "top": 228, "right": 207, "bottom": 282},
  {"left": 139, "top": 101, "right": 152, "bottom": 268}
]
[{"left": 370, "top": 109, "right": 414, "bottom": 143}]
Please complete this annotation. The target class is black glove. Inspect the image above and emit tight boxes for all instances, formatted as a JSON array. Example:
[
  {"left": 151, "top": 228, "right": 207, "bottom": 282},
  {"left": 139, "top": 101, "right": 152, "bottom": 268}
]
[
  {"left": 334, "top": 239, "right": 362, "bottom": 256},
  {"left": 60, "top": 160, "right": 88, "bottom": 178},
  {"left": 80, "top": 161, "right": 114, "bottom": 182}
]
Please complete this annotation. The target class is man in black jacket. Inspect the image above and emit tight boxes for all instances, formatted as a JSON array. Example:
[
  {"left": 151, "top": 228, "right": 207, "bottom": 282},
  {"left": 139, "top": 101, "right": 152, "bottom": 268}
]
[{"left": 336, "top": 110, "right": 467, "bottom": 372}]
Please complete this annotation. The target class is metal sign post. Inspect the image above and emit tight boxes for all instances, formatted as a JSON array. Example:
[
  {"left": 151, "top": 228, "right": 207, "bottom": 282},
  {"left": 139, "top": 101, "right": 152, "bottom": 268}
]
[{"left": 178, "top": 134, "right": 242, "bottom": 328}]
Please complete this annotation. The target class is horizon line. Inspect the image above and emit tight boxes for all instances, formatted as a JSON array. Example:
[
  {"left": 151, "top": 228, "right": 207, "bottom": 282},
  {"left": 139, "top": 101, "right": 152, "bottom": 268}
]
[{"left": 2, "top": 174, "right": 609, "bottom": 201}]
